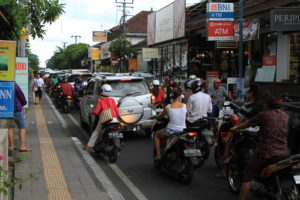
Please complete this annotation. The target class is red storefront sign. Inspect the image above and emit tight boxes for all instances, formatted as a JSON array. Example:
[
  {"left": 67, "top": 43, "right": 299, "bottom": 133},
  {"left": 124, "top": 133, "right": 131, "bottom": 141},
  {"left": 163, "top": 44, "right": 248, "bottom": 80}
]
[
  {"left": 262, "top": 55, "right": 276, "bottom": 67},
  {"left": 207, "top": 21, "right": 234, "bottom": 41}
]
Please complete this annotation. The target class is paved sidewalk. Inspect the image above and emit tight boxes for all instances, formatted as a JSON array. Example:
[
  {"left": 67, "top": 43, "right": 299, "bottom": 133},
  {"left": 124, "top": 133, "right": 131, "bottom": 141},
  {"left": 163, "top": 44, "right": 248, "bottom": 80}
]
[{"left": 12, "top": 93, "right": 110, "bottom": 200}]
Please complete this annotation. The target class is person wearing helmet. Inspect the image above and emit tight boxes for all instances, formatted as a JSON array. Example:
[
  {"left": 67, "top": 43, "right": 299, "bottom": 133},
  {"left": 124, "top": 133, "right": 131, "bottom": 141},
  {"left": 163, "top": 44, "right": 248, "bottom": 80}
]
[
  {"left": 189, "top": 74, "right": 197, "bottom": 80},
  {"left": 83, "top": 84, "right": 119, "bottom": 151},
  {"left": 182, "top": 80, "right": 193, "bottom": 103},
  {"left": 150, "top": 80, "right": 164, "bottom": 105},
  {"left": 60, "top": 78, "right": 74, "bottom": 97},
  {"left": 74, "top": 77, "right": 84, "bottom": 93},
  {"left": 186, "top": 79, "right": 212, "bottom": 126}
]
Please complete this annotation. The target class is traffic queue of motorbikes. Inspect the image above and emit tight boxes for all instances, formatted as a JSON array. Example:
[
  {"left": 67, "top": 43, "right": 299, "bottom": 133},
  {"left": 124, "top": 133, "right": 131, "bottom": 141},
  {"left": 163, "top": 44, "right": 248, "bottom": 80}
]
[
  {"left": 150, "top": 78, "right": 300, "bottom": 200},
  {"left": 44, "top": 72, "right": 300, "bottom": 199}
]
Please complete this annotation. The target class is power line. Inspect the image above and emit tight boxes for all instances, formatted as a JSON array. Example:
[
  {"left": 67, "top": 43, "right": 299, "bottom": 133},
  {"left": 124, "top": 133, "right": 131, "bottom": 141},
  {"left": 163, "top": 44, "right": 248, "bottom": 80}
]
[{"left": 115, "top": 0, "right": 134, "bottom": 38}]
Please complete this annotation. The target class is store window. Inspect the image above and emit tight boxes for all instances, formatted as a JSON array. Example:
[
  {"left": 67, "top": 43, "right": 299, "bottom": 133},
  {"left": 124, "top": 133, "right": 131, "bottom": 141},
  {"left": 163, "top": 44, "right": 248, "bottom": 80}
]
[{"left": 289, "top": 33, "right": 300, "bottom": 83}]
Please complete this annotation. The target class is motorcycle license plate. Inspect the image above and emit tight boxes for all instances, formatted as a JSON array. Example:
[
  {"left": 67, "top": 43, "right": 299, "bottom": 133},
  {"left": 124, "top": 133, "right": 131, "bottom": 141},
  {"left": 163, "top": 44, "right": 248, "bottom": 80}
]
[
  {"left": 293, "top": 175, "right": 300, "bottom": 184},
  {"left": 109, "top": 132, "right": 123, "bottom": 139},
  {"left": 184, "top": 149, "right": 202, "bottom": 157}
]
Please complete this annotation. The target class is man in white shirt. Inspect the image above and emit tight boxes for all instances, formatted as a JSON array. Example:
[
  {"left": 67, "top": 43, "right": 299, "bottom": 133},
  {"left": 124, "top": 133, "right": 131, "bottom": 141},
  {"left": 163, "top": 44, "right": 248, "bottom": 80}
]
[
  {"left": 32, "top": 72, "right": 44, "bottom": 105},
  {"left": 187, "top": 79, "right": 212, "bottom": 125}
]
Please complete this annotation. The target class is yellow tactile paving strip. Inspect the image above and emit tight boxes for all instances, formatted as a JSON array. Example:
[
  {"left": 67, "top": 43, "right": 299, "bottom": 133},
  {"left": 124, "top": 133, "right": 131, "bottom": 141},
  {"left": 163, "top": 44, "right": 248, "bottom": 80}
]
[{"left": 34, "top": 104, "right": 72, "bottom": 200}]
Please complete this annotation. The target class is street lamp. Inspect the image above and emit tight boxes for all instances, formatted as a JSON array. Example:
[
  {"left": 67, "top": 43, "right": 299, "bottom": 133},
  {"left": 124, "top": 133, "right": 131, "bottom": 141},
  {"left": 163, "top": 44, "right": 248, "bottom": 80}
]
[{"left": 71, "top": 35, "right": 81, "bottom": 44}]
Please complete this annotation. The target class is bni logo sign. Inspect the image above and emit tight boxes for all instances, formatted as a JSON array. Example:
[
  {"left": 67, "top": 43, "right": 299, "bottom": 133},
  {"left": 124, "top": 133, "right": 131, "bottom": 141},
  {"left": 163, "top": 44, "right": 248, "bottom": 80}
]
[{"left": 210, "top": 3, "right": 232, "bottom": 11}]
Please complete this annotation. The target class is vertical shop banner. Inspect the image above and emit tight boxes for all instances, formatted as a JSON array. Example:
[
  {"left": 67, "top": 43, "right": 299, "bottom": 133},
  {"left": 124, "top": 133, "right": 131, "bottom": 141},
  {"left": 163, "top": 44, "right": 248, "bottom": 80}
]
[
  {"left": 0, "top": 40, "right": 16, "bottom": 81},
  {"left": 207, "top": 21, "right": 234, "bottom": 41},
  {"left": 15, "top": 57, "right": 29, "bottom": 108},
  {"left": 0, "top": 82, "right": 14, "bottom": 118},
  {"left": 206, "top": 71, "right": 219, "bottom": 89},
  {"left": 234, "top": 19, "right": 260, "bottom": 41},
  {"left": 128, "top": 58, "right": 137, "bottom": 72}
]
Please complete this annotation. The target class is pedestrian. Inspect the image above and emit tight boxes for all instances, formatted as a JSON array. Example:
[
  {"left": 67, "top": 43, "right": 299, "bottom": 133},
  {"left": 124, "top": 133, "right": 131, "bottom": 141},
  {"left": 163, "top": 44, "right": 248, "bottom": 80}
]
[
  {"left": 83, "top": 84, "right": 119, "bottom": 151},
  {"left": 8, "top": 83, "right": 32, "bottom": 152},
  {"left": 32, "top": 72, "right": 44, "bottom": 105}
]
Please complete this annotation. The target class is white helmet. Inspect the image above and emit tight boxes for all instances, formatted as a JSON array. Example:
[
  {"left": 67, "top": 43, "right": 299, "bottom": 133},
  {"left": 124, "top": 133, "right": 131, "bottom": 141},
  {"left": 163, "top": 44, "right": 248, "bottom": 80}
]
[
  {"left": 152, "top": 80, "right": 160, "bottom": 86},
  {"left": 101, "top": 84, "right": 112, "bottom": 96},
  {"left": 189, "top": 75, "right": 197, "bottom": 80}
]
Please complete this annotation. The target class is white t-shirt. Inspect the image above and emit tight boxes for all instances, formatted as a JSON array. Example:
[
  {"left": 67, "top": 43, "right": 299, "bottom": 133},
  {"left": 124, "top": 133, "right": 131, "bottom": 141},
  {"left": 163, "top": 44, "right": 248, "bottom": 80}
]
[
  {"left": 187, "top": 92, "right": 212, "bottom": 123},
  {"left": 33, "top": 78, "right": 44, "bottom": 91}
]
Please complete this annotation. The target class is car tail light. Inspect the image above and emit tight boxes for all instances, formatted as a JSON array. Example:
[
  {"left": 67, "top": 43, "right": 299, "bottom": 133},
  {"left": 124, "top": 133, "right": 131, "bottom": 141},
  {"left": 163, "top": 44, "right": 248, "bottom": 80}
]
[
  {"left": 151, "top": 95, "right": 156, "bottom": 103},
  {"left": 113, "top": 126, "right": 119, "bottom": 131},
  {"left": 60, "top": 92, "right": 63, "bottom": 95},
  {"left": 67, "top": 96, "right": 72, "bottom": 99},
  {"left": 188, "top": 132, "right": 196, "bottom": 137}
]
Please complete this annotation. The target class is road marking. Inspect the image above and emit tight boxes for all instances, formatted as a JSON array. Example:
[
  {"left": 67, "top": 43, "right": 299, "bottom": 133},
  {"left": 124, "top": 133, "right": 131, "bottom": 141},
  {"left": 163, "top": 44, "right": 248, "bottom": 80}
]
[
  {"left": 109, "top": 163, "right": 148, "bottom": 200},
  {"left": 45, "top": 94, "right": 67, "bottom": 129},
  {"left": 72, "top": 137, "right": 124, "bottom": 200},
  {"left": 69, "top": 114, "right": 148, "bottom": 200},
  {"left": 67, "top": 114, "right": 89, "bottom": 140},
  {"left": 34, "top": 103, "right": 72, "bottom": 200}
]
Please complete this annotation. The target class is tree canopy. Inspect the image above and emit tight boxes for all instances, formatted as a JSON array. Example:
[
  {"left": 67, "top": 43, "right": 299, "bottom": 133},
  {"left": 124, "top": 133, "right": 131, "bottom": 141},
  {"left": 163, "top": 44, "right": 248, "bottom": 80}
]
[
  {"left": 47, "top": 43, "right": 89, "bottom": 70},
  {"left": 0, "top": 0, "right": 65, "bottom": 40}
]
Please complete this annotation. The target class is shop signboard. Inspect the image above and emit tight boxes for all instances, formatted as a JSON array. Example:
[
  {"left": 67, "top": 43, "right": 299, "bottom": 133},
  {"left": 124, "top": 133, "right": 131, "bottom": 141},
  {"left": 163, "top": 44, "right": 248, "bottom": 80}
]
[
  {"left": 100, "top": 41, "right": 112, "bottom": 60},
  {"left": 0, "top": 81, "right": 14, "bottom": 118},
  {"left": 15, "top": 57, "right": 29, "bottom": 108},
  {"left": 207, "top": 3, "right": 234, "bottom": 21},
  {"left": 216, "top": 41, "right": 237, "bottom": 48},
  {"left": 207, "top": 21, "right": 234, "bottom": 41},
  {"left": 255, "top": 67, "right": 276, "bottom": 82},
  {"left": 0, "top": 40, "right": 16, "bottom": 81},
  {"left": 92, "top": 31, "right": 107, "bottom": 43},
  {"left": 128, "top": 58, "right": 137, "bottom": 72},
  {"left": 142, "top": 48, "right": 159, "bottom": 59},
  {"left": 91, "top": 48, "right": 100, "bottom": 60},
  {"left": 234, "top": 19, "right": 260, "bottom": 41},
  {"left": 262, "top": 55, "right": 276, "bottom": 67},
  {"left": 270, "top": 8, "right": 300, "bottom": 31},
  {"left": 206, "top": 71, "right": 219, "bottom": 89}
]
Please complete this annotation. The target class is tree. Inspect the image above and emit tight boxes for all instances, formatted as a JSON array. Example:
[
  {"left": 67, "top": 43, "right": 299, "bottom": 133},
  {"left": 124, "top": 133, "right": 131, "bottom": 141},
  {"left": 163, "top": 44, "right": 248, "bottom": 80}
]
[
  {"left": 47, "top": 43, "right": 89, "bottom": 70},
  {"left": 0, "top": 0, "right": 65, "bottom": 40},
  {"left": 109, "top": 38, "right": 137, "bottom": 72}
]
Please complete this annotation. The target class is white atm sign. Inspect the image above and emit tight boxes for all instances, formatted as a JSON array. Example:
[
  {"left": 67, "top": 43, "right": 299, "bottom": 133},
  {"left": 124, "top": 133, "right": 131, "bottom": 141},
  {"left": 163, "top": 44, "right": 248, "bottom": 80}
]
[{"left": 207, "top": 3, "right": 234, "bottom": 21}]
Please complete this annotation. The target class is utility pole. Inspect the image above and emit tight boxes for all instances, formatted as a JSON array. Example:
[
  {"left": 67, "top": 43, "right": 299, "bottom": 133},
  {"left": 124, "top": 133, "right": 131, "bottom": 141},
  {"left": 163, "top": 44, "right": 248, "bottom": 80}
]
[
  {"left": 71, "top": 35, "right": 81, "bottom": 44},
  {"left": 115, "top": 0, "right": 134, "bottom": 38},
  {"left": 238, "top": 0, "right": 244, "bottom": 78},
  {"left": 115, "top": 0, "right": 134, "bottom": 72},
  {"left": 61, "top": 42, "right": 68, "bottom": 50}
]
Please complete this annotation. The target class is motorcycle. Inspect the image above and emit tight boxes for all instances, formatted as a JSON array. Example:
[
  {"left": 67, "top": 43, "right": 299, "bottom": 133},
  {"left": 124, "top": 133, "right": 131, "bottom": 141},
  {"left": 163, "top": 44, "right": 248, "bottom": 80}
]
[
  {"left": 58, "top": 93, "right": 73, "bottom": 113},
  {"left": 214, "top": 102, "right": 241, "bottom": 169},
  {"left": 93, "top": 121, "right": 123, "bottom": 163},
  {"left": 227, "top": 126, "right": 259, "bottom": 194},
  {"left": 153, "top": 129, "right": 202, "bottom": 185}
]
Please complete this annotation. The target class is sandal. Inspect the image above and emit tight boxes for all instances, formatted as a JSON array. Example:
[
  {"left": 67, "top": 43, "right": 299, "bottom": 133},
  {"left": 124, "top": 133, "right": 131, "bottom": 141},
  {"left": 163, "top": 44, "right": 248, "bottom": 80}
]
[{"left": 19, "top": 148, "right": 32, "bottom": 152}]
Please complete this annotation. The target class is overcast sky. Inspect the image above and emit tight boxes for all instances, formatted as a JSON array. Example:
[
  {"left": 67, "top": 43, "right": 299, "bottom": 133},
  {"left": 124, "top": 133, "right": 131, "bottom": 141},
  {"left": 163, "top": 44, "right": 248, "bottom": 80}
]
[{"left": 30, "top": 0, "right": 201, "bottom": 68}]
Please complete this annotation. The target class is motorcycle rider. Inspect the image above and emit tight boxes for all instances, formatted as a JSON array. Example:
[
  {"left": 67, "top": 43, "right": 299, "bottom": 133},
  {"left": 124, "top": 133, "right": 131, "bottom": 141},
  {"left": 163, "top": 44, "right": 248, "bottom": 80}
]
[
  {"left": 186, "top": 79, "right": 212, "bottom": 127},
  {"left": 150, "top": 80, "right": 164, "bottom": 105},
  {"left": 73, "top": 77, "right": 84, "bottom": 100},
  {"left": 60, "top": 78, "right": 74, "bottom": 98},
  {"left": 208, "top": 78, "right": 235, "bottom": 117},
  {"left": 216, "top": 84, "right": 259, "bottom": 179},
  {"left": 230, "top": 90, "right": 289, "bottom": 200},
  {"left": 151, "top": 90, "right": 188, "bottom": 160},
  {"left": 83, "top": 84, "right": 119, "bottom": 151}
]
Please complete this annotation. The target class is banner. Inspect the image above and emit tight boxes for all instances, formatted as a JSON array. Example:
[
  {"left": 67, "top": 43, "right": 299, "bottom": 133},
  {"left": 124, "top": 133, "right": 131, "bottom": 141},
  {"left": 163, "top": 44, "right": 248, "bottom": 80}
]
[
  {"left": 234, "top": 19, "right": 260, "bottom": 41},
  {"left": 15, "top": 57, "right": 29, "bottom": 108},
  {"left": 0, "top": 82, "right": 14, "bottom": 118},
  {"left": 92, "top": 31, "right": 107, "bottom": 43},
  {"left": 207, "top": 21, "right": 234, "bottom": 41},
  {"left": 0, "top": 40, "right": 16, "bottom": 81},
  {"left": 128, "top": 58, "right": 137, "bottom": 72}
]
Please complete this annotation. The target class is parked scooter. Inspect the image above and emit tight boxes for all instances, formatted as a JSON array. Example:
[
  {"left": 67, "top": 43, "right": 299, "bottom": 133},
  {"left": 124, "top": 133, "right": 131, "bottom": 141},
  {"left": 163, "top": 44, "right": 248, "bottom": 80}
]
[
  {"left": 153, "top": 129, "right": 202, "bottom": 185},
  {"left": 93, "top": 121, "right": 123, "bottom": 163}
]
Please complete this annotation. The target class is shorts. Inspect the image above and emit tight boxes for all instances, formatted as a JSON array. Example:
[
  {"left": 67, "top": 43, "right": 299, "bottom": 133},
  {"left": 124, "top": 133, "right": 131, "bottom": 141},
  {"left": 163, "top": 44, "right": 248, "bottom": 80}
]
[
  {"left": 35, "top": 89, "right": 42, "bottom": 98},
  {"left": 10, "top": 111, "right": 26, "bottom": 129},
  {"left": 163, "top": 128, "right": 182, "bottom": 137},
  {"left": 242, "top": 151, "right": 265, "bottom": 182}
]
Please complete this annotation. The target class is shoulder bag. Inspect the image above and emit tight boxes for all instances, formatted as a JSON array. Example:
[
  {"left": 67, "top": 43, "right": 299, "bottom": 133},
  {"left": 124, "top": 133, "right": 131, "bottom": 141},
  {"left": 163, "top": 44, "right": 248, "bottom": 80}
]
[{"left": 99, "top": 98, "right": 113, "bottom": 124}]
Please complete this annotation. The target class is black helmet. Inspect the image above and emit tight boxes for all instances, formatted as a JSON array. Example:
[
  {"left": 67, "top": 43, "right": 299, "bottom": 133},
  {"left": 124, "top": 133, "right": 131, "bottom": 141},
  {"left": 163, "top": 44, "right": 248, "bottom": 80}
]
[
  {"left": 184, "top": 80, "right": 193, "bottom": 90},
  {"left": 75, "top": 77, "right": 82, "bottom": 83},
  {"left": 191, "top": 79, "right": 202, "bottom": 94},
  {"left": 58, "top": 77, "right": 63, "bottom": 83}
]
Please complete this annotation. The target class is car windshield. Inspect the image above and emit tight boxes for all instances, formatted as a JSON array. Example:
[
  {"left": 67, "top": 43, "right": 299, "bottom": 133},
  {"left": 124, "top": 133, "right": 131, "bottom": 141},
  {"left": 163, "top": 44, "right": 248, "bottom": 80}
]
[
  {"left": 67, "top": 74, "right": 91, "bottom": 82},
  {"left": 102, "top": 79, "right": 149, "bottom": 97}
]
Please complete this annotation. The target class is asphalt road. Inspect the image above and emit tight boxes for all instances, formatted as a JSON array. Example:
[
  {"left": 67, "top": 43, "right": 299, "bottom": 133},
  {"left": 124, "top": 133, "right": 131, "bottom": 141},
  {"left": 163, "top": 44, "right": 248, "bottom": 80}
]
[{"left": 56, "top": 105, "right": 238, "bottom": 200}]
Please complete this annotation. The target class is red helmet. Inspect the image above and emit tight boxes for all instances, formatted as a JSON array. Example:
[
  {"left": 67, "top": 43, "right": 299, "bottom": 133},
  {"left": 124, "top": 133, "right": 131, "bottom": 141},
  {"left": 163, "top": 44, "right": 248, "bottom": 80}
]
[
  {"left": 214, "top": 78, "right": 221, "bottom": 83},
  {"left": 230, "top": 115, "right": 239, "bottom": 126}
]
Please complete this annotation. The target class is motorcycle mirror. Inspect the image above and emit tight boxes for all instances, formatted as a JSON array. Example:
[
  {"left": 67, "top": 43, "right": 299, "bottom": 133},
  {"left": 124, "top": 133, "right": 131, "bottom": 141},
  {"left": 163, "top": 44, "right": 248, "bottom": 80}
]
[{"left": 90, "top": 104, "right": 94, "bottom": 108}]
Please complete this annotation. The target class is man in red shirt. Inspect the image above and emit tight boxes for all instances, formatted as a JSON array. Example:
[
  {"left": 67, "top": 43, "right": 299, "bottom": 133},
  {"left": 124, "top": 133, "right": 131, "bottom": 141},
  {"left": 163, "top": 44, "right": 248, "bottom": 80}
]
[{"left": 60, "top": 78, "right": 74, "bottom": 96}]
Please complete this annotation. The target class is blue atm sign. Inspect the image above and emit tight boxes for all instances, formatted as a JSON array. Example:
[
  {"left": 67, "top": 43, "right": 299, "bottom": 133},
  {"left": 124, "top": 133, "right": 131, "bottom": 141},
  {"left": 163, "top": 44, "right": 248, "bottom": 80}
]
[
  {"left": 0, "top": 82, "right": 14, "bottom": 118},
  {"left": 207, "top": 3, "right": 234, "bottom": 21}
]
